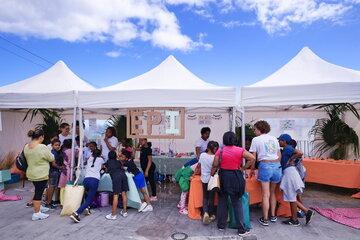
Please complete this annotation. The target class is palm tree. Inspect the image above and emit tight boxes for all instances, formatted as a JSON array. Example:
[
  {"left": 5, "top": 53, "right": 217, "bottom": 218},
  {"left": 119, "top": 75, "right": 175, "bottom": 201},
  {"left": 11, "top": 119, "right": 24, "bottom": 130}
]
[
  {"left": 23, "top": 109, "right": 62, "bottom": 145},
  {"left": 309, "top": 103, "right": 359, "bottom": 160}
]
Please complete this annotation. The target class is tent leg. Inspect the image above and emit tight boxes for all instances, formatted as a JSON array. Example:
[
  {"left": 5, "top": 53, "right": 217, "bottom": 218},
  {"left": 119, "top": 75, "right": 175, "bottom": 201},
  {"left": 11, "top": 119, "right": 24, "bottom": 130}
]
[
  {"left": 70, "top": 107, "right": 77, "bottom": 182},
  {"left": 231, "top": 107, "right": 236, "bottom": 132},
  {"left": 241, "top": 108, "right": 246, "bottom": 148},
  {"left": 74, "top": 108, "right": 84, "bottom": 184}
]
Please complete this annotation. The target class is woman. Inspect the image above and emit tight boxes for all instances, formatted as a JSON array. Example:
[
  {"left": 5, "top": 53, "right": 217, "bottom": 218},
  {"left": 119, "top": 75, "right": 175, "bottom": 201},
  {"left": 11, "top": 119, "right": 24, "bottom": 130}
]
[
  {"left": 58, "top": 123, "right": 71, "bottom": 146},
  {"left": 198, "top": 141, "right": 219, "bottom": 224},
  {"left": 138, "top": 138, "right": 157, "bottom": 201},
  {"left": 101, "top": 127, "right": 118, "bottom": 161},
  {"left": 70, "top": 149, "right": 105, "bottom": 223},
  {"left": 24, "top": 129, "right": 58, "bottom": 221},
  {"left": 249, "top": 120, "right": 282, "bottom": 226},
  {"left": 212, "top": 131, "right": 255, "bottom": 236}
]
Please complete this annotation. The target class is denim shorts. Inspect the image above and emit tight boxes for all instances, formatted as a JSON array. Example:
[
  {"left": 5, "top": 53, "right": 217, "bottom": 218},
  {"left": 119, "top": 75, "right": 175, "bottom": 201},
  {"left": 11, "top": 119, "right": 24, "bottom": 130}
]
[
  {"left": 48, "top": 171, "right": 60, "bottom": 187},
  {"left": 257, "top": 162, "right": 282, "bottom": 183}
]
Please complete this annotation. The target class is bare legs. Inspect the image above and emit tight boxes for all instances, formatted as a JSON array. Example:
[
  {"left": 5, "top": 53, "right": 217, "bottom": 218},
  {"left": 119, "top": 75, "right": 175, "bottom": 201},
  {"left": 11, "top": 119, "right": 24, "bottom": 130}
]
[{"left": 261, "top": 182, "right": 278, "bottom": 220}]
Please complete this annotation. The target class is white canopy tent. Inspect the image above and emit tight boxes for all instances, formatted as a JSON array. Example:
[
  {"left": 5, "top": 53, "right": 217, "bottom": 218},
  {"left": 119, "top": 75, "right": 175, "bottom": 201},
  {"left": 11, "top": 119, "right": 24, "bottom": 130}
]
[
  {"left": 78, "top": 55, "right": 236, "bottom": 108},
  {"left": 0, "top": 61, "right": 95, "bottom": 178},
  {"left": 239, "top": 46, "right": 360, "bottom": 147},
  {"left": 0, "top": 60, "right": 95, "bottom": 109},
  {"left": 241, "top": 47, "right": 360, "bottom": 107}
]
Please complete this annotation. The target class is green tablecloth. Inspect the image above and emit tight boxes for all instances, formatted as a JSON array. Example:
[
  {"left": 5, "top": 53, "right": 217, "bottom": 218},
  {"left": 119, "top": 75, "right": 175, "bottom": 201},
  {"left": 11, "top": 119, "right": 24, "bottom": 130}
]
[{"left": 152, "top": 156, "right": 194, "bottom": 175}]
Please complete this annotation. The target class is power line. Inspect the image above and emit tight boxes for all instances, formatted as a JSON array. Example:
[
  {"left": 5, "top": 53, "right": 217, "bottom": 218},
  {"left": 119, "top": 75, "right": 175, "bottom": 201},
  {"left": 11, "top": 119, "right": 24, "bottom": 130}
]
[
  {"left": 0, "top": 35, "right": 54, "bottom": 65},
  {"left": 0, "top": 45, "right": 48, "bottom": 69}
]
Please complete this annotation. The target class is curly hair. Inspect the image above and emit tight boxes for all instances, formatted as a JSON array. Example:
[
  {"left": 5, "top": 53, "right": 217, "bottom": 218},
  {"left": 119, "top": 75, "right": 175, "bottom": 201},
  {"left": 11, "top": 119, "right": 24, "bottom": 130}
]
[{"left": 254, "top": 120, "right": 271, "bottom": 134}]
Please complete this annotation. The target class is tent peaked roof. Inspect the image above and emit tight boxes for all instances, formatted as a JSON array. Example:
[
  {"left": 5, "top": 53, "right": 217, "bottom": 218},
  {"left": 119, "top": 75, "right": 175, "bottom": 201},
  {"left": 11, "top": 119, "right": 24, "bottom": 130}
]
[
  {"left": 250, "top": 47, "right": 360, "bottom": 87},
  {"left": 102, "top": 55, "right": 223, "bottom": 90},
  {"left": 0, "top": 61, "right": 95, "bottom": 93}
]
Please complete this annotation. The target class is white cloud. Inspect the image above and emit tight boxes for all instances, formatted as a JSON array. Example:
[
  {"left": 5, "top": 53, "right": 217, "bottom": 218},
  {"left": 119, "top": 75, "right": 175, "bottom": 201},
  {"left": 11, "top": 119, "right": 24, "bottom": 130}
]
[
  {"left": 221, "top": 20, "right": 256, "bottom": 28},
  {"left": 192, "top": 33, "right": 213, "bottom": 50},
  {"left": 105, "top": 50, "right": 121, "bottom": 58},
  {"left": 165, "top": 0, "right": 215, "bottom": 6},
  {"left": 0, "top": 0, "right": 210, "bottom": 51}
]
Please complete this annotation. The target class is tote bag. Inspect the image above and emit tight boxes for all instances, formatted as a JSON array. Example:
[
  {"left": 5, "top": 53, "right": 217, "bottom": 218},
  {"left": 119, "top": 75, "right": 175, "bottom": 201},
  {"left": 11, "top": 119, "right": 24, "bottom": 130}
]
[{"left": 60, "top": 184, "right": 85, "bottom": 216}]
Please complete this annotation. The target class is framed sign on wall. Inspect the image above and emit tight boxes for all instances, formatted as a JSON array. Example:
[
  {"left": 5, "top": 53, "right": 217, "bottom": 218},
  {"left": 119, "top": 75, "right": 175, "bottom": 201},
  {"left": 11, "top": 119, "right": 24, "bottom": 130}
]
[{"left": 127, "top": 107, "right": 185, "bottom": 139}]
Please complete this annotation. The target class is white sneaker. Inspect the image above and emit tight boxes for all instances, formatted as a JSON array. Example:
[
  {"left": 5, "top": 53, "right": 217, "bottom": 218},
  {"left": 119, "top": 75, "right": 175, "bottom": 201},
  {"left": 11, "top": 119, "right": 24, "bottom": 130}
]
[
  {"left": 105, "top": 213, "right": 117, "bottom": 220},
  {"left": 120, "top": 210, "right": 128, "bottom": 218},
  {"left": 142, "top": 204, "right": 153, "bottom": 212},
  {"left": 150, "top": 196, "right": 158, "bottom": 202},
  {"left": 138, "top": 202, "right": 148, "bottom": 212},
  {"left": 32, "top": 212, "right": 49, "bottom": 221},
  {"left": 40, "top": 205, "right": 50, "bottom": 213}
]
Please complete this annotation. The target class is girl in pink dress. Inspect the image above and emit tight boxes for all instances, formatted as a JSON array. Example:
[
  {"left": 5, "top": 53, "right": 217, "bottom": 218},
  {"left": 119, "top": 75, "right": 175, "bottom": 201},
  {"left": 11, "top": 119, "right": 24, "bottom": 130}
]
[{"left": 58, "top": 139, "right": 73, "bottom": 189}]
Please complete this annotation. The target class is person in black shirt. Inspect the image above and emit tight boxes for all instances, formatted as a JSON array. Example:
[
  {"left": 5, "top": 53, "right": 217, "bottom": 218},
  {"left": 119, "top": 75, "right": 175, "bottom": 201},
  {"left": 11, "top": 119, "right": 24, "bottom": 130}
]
[
  {"left": 120, "top": 149, "right": 153, "bottom": 213},
  {"left": 105, "top": 151, "right": 129, "bottom": 220},
  {"left": 138, "top": 138, "right": 157, "bottom": 201}
]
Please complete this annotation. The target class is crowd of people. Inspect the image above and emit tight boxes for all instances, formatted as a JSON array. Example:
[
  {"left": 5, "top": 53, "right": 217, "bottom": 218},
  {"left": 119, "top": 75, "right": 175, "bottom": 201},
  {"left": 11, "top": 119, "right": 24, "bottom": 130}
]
[
  {"left": 175, "top": 122, "right": 314, "bottom": 237},
  {"left": 22, "top": 119, "right": 314, "bottom": 237},
  {"left": 23, "top": 122, "right": 157, "bottom": 222}
]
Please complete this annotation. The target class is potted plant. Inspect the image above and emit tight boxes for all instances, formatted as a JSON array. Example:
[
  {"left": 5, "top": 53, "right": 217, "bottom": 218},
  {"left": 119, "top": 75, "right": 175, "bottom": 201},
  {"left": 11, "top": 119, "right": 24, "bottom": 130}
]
[{"left": 309, "top": 103, "right": 359, "bottom": 160}]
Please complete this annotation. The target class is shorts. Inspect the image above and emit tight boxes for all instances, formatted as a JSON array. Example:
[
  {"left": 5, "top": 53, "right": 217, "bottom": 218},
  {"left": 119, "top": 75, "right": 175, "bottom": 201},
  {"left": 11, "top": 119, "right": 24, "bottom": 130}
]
[
  {"left": 280, "top": 167, "right": 305, "bottom": 202},
  {"left": 48, "top": 171, "right": 60, "bottom": 187},
  {"left": 133, "top": 172, "right": 146, "bottom": 189},
  {"left": 33, "top": 180, "right": 48, "bottom": 201},
  {"left": 257, "top": 162, "right": 282, "bottom": 183},
  {"left": 111, "top": 173, "right": 129, "bottom": 194}
]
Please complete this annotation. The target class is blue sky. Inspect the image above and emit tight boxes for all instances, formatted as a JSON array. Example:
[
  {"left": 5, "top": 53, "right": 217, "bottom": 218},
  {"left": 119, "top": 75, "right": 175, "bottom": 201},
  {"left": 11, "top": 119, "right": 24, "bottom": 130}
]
[{"left": 0, "top": 0, "right": 360, "bottom": 88}]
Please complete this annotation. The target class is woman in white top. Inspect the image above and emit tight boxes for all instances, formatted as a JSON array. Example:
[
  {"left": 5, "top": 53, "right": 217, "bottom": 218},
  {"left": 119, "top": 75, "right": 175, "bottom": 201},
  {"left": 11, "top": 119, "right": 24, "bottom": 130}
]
[
  {"left": 101, "top": 127, "right": 118, "bottom": 161},
  {"left": 70, "top": 149, "right": 104, "bottom": 223},
  {"left": 198, "top": 141, "right": 219, "bottom": 225},
  {"left": 249, "top": 120, "right": 282, "bottom": 226},
  {"left": 58, "top": 123, "right": 71, "bottom": 146}
]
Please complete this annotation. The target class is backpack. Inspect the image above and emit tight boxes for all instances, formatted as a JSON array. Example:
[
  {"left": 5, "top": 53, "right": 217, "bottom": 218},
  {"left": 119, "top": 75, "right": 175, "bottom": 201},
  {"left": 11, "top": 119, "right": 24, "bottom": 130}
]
[{"left": 16, "top": 150, "right": 28, "bottom": 172}]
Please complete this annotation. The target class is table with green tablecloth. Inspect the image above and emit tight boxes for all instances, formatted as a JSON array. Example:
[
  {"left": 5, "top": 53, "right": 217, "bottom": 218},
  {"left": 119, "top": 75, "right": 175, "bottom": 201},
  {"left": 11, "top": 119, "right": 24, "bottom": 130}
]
[{"left": 152, "top": 156, "right": 194, "bottom": 175}]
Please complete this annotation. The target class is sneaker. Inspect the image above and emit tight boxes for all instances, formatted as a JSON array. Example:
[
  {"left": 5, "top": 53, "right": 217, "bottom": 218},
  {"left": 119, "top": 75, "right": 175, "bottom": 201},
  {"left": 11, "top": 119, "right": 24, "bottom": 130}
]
[
  {"left": 45, "top": 203, "right": 57, "bottom": 209},
  {"left": 40, "top": 205, "right": 50, "bottom": 213},
  {"left": 179, "top": 208, "right": 188, "bottom": 215},
  {"left": 270, "top": 216, "right": 278, "bottom": 222},
  {"left": 297, "top": 210, "right": 305, "bottom": 218},
  {"left": 84, "top": 207, "right": 92, "bottom": 216},
  {"left": 258, "top": 217, "right": 269, "bottom": 226},
  {"left": 150, "top": 196, "right": 158, "bottom": 202},
  {"left": 238, "top": 229, "right": 250, "bottom": 237},
  {"left": 305, "top": 210, "right": 315, "bottom": 225},
  {"left": 138, "top": 202, "right": 148, "bottom": 212},
  {"left": 209, "top": 215, "right": 216, "bottom": 222},
  {"left": 218, "top": 228, "right": 225, "bottom": 231},
  {"left": 70, "top": 212, "right": 80, "bottom": 223},
  {"left": 282, "top": 218, "right": 300, "bottom": 227},
  {"left": 142, "top": 204, "right": 153, "bottom": 212},
  {"left": 26, "top": 202, "right": 33, "bottom": 208},
  {"left": 32, "top": 212, "right": 49, "bottom": 221},
  {"left": 120, "top": 210, "right": 128, "bottom": 218},
  {"left": 203, "top": 212, "right": 210, "bottom": 225},
  {"left": 105, "top": 213, "right": 117, "bottom": 220}
]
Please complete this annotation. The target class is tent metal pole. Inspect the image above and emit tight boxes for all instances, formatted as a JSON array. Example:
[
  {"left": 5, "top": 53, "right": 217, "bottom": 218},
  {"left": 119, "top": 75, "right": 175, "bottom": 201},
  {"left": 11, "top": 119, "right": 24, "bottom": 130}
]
[
  {"left": 241, "top": 107, "right": 246, "bottom": 149},
  {"left": 70, "top": 107, "right": 77, "bottom": 182},
  {"left": 231, "top": 107, "right": 236, "bottom": 132},
  {"left": 74, "top": 107, "right": 84, "bottom": 184}
]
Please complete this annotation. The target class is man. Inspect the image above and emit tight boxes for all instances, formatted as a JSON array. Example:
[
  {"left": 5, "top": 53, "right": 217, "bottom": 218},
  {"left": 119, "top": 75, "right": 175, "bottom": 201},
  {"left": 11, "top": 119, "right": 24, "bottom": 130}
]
[{"left": 195, "top": 127, "right": 211, "bottom": 159}]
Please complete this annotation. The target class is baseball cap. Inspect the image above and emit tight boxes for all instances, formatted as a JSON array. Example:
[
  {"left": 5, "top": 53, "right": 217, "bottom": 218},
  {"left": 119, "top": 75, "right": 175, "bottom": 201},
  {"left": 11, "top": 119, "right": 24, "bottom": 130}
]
[{"left": 278, "top": 134, "right": 292, "bottom": 144}]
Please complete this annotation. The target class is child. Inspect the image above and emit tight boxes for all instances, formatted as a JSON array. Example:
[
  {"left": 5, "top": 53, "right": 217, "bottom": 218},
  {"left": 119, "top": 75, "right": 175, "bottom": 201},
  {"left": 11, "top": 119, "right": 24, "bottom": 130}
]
[
  {"left": 45, "top": 139, "right": 65, "bottom": 208},
  {"left": 105, "top": 151, "right": 129, "bottom": 220},
  {"left": 70, "top": 149, "right": 104, "bottom": 223},
  {"left": 278, "top": 134, "right": 314, "bottom": 226},
  {"left": 120, "top": 148, "right": 153, "bottom": 212},
  {"left": 198, "top": 141, "right": 219, "bottom": 224},
  {"left": 138, "top": 139, "right": 157, "bottom": 201},
  {"left": 58, "top": 139, "right": 73, "bottom": 204},
  {"left": 58, "top": 123, "right": 71, "bottom": 146}
]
